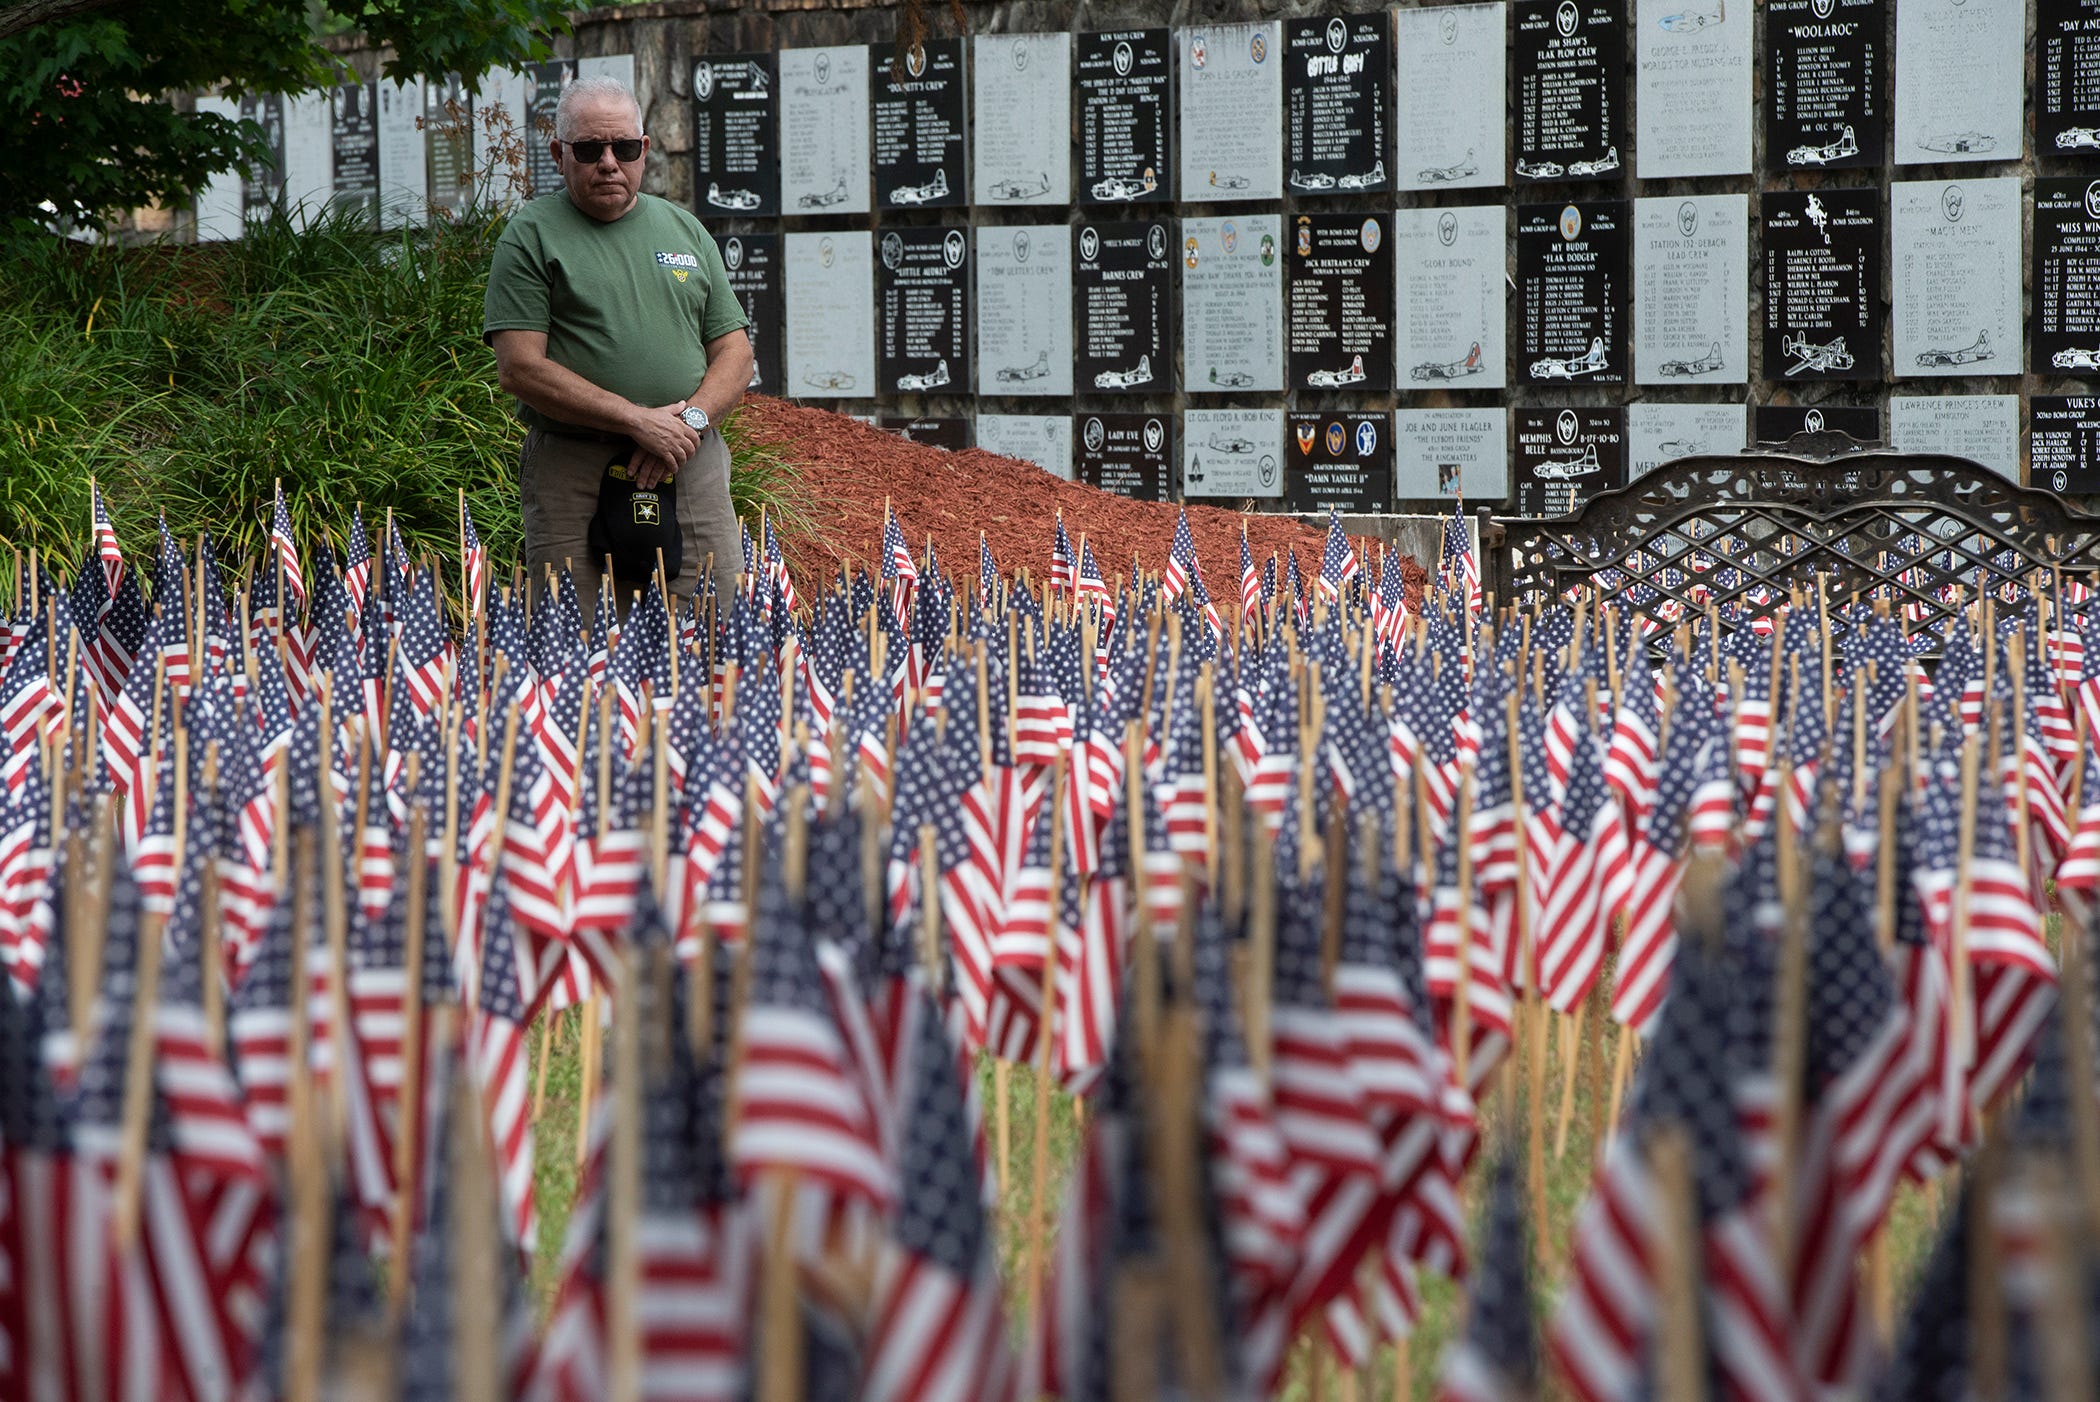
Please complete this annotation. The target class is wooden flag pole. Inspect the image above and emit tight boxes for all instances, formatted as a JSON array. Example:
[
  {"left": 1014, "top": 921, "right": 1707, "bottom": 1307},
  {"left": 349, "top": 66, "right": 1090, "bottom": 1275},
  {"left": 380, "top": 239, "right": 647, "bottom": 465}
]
[
  {"left": 606, "top": 941, "right": 645, "bottom": 1402},
  {"left": 388, "top": 761, "right": 430, "bottom": 1312},
  {"left": 1652, "top": 1123, "right": 1708, "bottom": 1402},
  {"left": 114, "top": 720, "right": 185, "bottom": 1250},
  {"left": 198, "top": 742, "right": 225, "bottom": 1059}
]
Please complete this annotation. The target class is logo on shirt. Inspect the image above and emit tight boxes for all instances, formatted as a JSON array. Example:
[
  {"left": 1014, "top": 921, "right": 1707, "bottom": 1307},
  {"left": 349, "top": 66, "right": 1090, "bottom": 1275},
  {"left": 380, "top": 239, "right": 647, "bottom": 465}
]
[{"left": 655, "top": 250, "right": 699, "bottom": 284}]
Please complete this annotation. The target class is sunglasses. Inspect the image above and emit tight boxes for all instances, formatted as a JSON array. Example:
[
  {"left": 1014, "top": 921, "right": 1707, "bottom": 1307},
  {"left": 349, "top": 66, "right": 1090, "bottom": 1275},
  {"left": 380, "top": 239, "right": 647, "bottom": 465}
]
[{"left": 561, "top": 137, "right": 644, "bottom": 164}]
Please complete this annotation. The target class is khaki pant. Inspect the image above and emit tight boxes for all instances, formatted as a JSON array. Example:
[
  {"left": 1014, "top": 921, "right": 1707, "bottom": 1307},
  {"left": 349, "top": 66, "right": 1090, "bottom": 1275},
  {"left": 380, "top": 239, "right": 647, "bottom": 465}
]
[{"left": 517, "top": 426, "right": 743, "bottom": 619}]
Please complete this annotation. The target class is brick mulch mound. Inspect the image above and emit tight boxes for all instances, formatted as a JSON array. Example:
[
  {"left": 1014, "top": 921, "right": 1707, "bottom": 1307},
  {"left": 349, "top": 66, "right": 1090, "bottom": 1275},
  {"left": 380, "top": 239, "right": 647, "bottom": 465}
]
[{"left": 736, "top": 396, "right": 1426, "bottom": 601}]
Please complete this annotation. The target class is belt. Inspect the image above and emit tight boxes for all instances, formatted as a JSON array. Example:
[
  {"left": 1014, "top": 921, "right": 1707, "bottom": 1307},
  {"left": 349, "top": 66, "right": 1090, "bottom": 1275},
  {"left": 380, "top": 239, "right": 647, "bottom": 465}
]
[{"left": 535, "top": 423, "right": 633, "bottom": 447}]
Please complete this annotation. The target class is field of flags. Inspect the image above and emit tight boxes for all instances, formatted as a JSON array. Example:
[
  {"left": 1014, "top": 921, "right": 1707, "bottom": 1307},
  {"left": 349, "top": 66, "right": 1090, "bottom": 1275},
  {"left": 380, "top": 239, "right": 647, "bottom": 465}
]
[{"left": 7, "top": 474, "right": 2100, "bottom": 1402}]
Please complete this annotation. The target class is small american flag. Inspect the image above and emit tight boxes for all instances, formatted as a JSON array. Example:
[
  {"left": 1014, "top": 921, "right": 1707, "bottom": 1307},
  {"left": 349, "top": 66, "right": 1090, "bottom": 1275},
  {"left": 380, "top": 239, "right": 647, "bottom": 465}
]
[
  {"left": 1239, "top": 528, "right": 1261, "bottom": 627},
  {"left": 1163, "top": 507, "right": 1198, "bottom": 601},
  {"left": 271, "top": 486, "right": 307, "bottom": 610},
  {"left": 1318, "top": 508, "right": 1358, "bottom": 600},
  {"left": 882, "top": 506, "right": 919, "bottom": 629},
  {"left": 1436, "top": 1154, "right": 1537, "bottom": 1402},
  {"left": 861, "top": 989, "right": 1021, "bottom": 1402},
  {"left": 1049, "top": 514, "right": 1077, "bottom": 594},
  {"left": 459, "top": 495, "right": 487, "bottom": 619},
  {"left": 1440, "top": 502, "right": 1482, "bottom": 616},
  {"left": 342, "top": 506, "right": 373, "bottom": 618}
]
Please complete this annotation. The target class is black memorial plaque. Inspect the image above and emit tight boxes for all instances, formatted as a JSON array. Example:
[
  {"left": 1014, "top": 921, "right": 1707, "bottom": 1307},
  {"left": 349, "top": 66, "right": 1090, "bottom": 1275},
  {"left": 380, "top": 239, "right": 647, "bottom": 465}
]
[
  {"left": 425, "top": 75, "right": 472, "bottom": 214},
  {"left": 1514, "top": 407, "right": 1627, "bottom": 516},
  {"left": 1285, "top": 16, "right": 1392, "bottom": 195},
  {"left": 1077, "top": 30, "right": 1173, "bottom": 205},
  {"left": 1762, "top": 189, "right": 1882, "bottom": 382},
  {"left": 1754, "top": 403, "right": 1879, "bottom": 444},
  {"left": 1515, "top": 0, "right": 1624, "bottom": 183},
  {"left": 1076, "top": 220, "right": 1173, "bottom": 395},
  {"left": 1285, "top": 412, "right": 1393, "bottom": 513},
  {"left": 873, "top": 38, "right": 966, "bottom": 210},
  {"left": 523, "top": 59, "right": 577, "bottom": 198},
  {"left": 721, "top": 233, "right": 781, "bottom": 394},
  {"left": 2043, "top": 0, "right": 2100, "bottom": 155},
  {"left": 693, "top": 54, "right": 779, "bottom": 218},
  {"left": 879, "top": 417, "right": 971, "bottom": 450},
  {"left": 1517, "top": 201, "right": 1629, "bottom": 387},
  {"left": 241, "top": 94, "right": 286, "bottom": 217},
  {"left": 2036, "top": 180, "right": 2100, "bottom": 377},
  {"left": 1286, "top": 213, "right": 1394, "bottom": 391},
  {"left": 1076, "top": 412, "right": 1174, "bottom": 499},
  {"left": 1766, "top": 0, "right": 1883, "bottom": 172},
  {"left": 877, "top": 228, "right": 970, "bottom": 396},
  {"left": 2034, "top": 397, "right": 2100, "bottom": 493},
  {"left": 330, "top": 81, "right": 379, "bottom": 220}
]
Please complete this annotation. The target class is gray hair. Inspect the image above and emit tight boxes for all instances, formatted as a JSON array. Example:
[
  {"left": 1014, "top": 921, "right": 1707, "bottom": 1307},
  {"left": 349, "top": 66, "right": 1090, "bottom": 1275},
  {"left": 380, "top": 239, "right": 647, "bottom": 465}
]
[{"left": 554, "top": 75, "right": 643, "bottom": 139}]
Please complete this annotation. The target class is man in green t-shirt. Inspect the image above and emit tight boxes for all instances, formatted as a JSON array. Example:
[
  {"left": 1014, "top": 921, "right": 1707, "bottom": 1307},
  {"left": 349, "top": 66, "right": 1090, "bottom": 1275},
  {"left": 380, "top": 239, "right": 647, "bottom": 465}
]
[{"left": 483, "top": 74, "right": 754, "bottom": 614}]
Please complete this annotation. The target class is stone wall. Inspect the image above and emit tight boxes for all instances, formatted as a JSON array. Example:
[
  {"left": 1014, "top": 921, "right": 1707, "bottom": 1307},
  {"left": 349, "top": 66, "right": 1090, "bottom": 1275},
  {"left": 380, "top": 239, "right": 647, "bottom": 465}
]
[{"left": 237, "top": 0, "right": 2068, "bottom": 500}]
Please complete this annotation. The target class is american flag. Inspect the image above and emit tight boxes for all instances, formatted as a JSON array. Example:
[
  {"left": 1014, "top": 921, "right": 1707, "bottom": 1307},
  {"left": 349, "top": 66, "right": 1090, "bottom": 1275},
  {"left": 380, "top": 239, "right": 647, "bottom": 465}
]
[
  {"left": 459, "top": 495, "right": 487, "bottom": 620},
  {"left": 1074, "top": 538, "right": 1113, "bottom": 624},
  {"left": 1440, "top": 502, "right": 1482, "bottom": 616},
  {"left": 1549, "top": 920, "right": 1800, "bottom": 1402},
  {"left": 1162, "top": 507, "right": 1199, "bottom": 601},
  {"left": 1436, "top": 1154, "right": 1537, "bottom": 1402},
  {"left": 0, "top": 762, "right": 56, "bottom": 996},
  {"left": 882, "top": 506, "right": 919, "bottom": 629},
  {"left": 978, "top": 535, "right": 999, "bottom": 601},
  {"left": 397, "top": 1059, "right": 541, "bottom": 1402},
  {"left": 1785, "top": 842, "right": 1920, "bottom": 1393},
  {"left": 765, "top": 513, "right": 799, "bottom": 613},
  {"left": 1191, "top": 899, "right": 1302, "bottom": 1389},
  {"left": 1535, "top": 729, "right": 1630, "bottom": 1014},
  {"left": 1049, "top": 514, "right": 1077, "bottom": 595},
  {"left": 1238, "top": 529, "right": 1262, "bottom": 628},
  {"left": 1602, "top": 649, "right": 1660, "bottom": 820},
  {"left": 1318, "top": 508, "right": 1359, "bottom": 600},
  {"left": 1268, "top": 793, "right": 1383, "bottom": 1334},
  {"left": 468, "top": 881, "right": 541, "bottom": 1252},
  {"left": 395, "top": 568, "right": 453, "bottom": 720},
  {"left": 1610, "top": 699, "right": 1719, "bottom": 1035},
  {"left": 271, "top": 486, "right": 306, "bottom": 611},
  {"left": 341, "top": 507, "right": 373, "bottom": 619},
  {"left": 861, "top": 989, "right": 1020, "bottom": 1402},
  {"left": 732, "top": 863, "right": 891, "bottom": 1216},
  {"left": 92, "top": 483, "right": 126, "bottom": 595}
]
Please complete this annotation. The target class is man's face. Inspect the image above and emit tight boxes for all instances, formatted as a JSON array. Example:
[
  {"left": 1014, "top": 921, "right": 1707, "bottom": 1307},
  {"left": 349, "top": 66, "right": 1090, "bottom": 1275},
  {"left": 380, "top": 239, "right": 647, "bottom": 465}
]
[{"left": 556, "top": 93, "right": 647, "bottom": 221}]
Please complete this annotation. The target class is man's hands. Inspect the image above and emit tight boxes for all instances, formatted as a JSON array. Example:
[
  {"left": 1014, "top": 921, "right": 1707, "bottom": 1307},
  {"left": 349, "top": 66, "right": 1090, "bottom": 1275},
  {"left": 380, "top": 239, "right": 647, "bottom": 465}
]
[{"left": 627, "top": 401, "right": 701, "bottom": 481}]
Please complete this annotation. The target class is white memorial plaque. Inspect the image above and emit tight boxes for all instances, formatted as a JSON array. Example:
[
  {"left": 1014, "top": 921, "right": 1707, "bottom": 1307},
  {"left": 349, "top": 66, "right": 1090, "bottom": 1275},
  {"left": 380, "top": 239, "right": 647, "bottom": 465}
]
[
  {"left": 975, "top": 225, "right": 1074, "bottom": 397},
  {"left": 1890, "top": 395, "right": 2019, "bottom": 478},
  {"left": 1396, "top": 3, "right": 1506, "bottom": 191},
  {"left": 1182, "top": 215, "right": 1284, "bottom": 393},
  {"left": 375, "top": 78, "right": 426, "bottom": 230},
  {"left": 785, "top": 231, "right": 874, "bottom": 399},
  {"left": 281, "top": 90, "right": 335, "bottom": 227},
  {"left": 1395, "top": 408, "right": 1508, "bottom": 499},
  {"left": 1634, "top": 194, "right": 1747, "bottom": 385},
  {"left": 973, "top": 33, "right": 1070, "bottom": 205},
  {"left": 1634, "top": 0, "right": 1752, "bottom": 177},
  {"left": 780, "top": 46, "right": 870, "bottom": 214},
  {"left": 576, "top": 54, "right": 636, "bottom": 89},
  {"left": 1177, "top": 23, "right": 1284, "bottom": 202},
  {"left": 1892, "top": 178, "right": 2020, "bottom": 379},
  {"left": 976, "top": 415, "right": 1074, "bottom": 479},
  {"left": 471, "top": 67, "right": 528, "bottom": 206},
  {"left": 1627, "top": 403, "right": 1747, "bottom": 478},
  {"left": 193, "top": 96, "right": 244, "bottom": 240},
  {"left": 1184, "top": 408, "right": 1284, "bottom": 498},
  {"left": 1396, "top": 204, "right": 1506, "bottom": 391},
  {"left": 1893, "top": 0, "right": 2022, "bottom": 166}
]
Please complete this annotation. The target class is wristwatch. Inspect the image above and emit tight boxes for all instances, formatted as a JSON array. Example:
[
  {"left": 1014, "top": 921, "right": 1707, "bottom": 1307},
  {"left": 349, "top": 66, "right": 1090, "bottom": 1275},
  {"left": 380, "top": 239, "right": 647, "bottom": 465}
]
[{"left": 679, "top": 404, "right": 710, "bottom": 434}]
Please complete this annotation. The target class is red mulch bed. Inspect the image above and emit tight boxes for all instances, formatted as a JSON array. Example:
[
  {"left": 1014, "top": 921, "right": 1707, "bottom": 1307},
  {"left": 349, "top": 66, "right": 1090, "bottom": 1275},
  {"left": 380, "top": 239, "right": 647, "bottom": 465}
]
[{"left": 736, "top": 396, "right": 1426, "bottom": 599}]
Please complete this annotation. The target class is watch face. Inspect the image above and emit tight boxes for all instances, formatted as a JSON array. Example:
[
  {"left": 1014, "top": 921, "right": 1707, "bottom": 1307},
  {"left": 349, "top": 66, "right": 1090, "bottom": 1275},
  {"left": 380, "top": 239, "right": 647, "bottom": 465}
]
[{"left": 682, "top": 407, "right": 708, "bottom": 430}]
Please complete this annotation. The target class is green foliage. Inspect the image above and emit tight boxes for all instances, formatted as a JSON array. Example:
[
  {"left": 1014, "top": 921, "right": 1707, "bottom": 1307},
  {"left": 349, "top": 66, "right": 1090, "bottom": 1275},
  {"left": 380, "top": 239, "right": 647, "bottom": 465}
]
[
  {"left": 0, "top": 205, "right": 804, "bottom": 585},
  {"left": 0, "top": 0, "right": 571, "bottom": 235}
]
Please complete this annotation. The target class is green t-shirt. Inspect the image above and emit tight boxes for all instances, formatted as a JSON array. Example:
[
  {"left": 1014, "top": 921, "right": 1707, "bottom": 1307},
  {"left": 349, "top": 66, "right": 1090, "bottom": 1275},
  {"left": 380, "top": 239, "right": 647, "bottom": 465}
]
[{"left": 482, "top": 191, "right": 748, "bottom": 433}]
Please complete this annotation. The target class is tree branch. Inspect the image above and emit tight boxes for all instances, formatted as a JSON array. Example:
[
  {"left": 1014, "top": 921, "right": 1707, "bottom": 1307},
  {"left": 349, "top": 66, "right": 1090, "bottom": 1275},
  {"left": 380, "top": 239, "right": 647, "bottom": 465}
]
[{"left": 0, "top": 0, "right": 129, "bottom": 42}]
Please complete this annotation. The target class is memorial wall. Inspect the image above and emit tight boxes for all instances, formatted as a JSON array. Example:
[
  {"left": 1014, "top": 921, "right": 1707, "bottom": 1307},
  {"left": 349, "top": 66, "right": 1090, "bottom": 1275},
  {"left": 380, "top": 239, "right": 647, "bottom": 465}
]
[{"left": 188, "top": 0, "right": 2082, "bottom": 512}]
